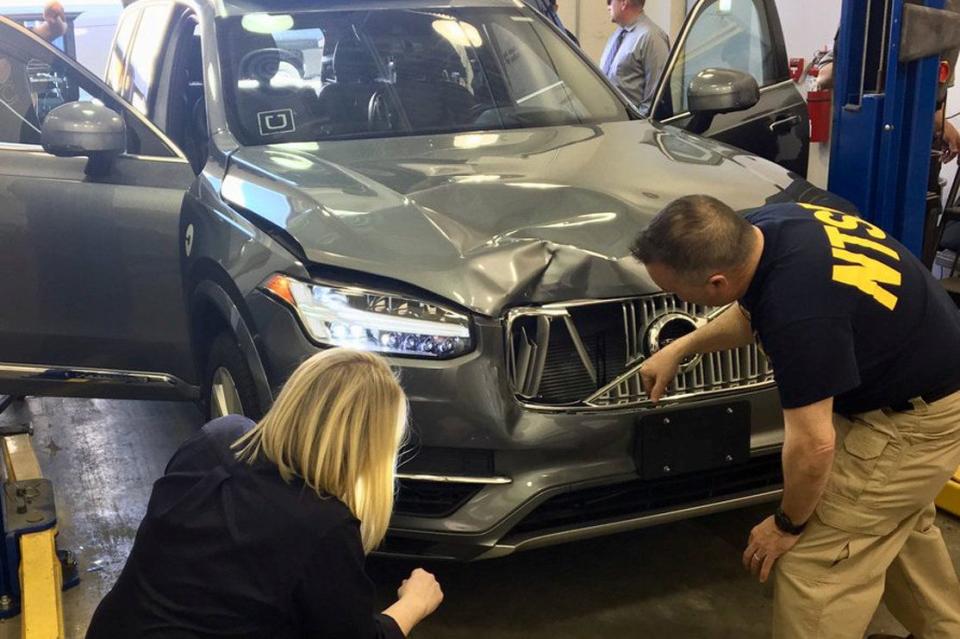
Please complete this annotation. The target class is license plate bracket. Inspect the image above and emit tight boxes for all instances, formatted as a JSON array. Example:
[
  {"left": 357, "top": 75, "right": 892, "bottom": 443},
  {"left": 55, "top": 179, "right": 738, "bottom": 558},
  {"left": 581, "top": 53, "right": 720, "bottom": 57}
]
[{"left": 636, "top": 402, "right": 751, "bottom": 480}]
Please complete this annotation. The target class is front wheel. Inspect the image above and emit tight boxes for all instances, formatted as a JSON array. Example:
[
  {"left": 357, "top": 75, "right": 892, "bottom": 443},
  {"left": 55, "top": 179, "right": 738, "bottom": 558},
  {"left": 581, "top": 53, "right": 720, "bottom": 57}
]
[{"left": 203, "top": 332, "right": 262, "bottom": 420}]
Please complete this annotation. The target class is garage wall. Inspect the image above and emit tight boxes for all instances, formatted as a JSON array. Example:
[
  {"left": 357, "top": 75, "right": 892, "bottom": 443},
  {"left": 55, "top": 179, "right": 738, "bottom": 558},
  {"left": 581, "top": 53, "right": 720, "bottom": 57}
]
[{"left": 772, "top": 0, "right": 840, "bottom": 60}]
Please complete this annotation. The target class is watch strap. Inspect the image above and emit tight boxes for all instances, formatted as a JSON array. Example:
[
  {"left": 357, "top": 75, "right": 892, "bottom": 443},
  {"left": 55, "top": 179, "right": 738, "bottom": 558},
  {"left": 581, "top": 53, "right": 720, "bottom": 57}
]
[{"left": 774, "top": 506, "right": 806, "bottom": 535}]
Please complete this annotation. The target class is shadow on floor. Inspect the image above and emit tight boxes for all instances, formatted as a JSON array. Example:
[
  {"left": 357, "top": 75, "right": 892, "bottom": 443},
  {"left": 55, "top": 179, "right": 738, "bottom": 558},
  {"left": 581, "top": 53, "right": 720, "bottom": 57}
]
[{"left": 368, "top": 509, "right": 774, "bottom": 639}]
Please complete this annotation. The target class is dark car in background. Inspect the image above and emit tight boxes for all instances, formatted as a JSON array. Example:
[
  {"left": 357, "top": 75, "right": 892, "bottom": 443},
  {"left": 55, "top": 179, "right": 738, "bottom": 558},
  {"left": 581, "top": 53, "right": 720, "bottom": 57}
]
[{"left": 0, "top": 0, "right": 845, "bottom": 559}]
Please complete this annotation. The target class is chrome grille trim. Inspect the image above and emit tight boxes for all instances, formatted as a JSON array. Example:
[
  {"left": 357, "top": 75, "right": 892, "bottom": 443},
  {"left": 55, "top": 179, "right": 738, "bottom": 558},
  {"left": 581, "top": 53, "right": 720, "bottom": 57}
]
[
  {"left": 505, "top": 294, "right": 775, "bottom": 412},
  {"left": 397, "top": 473, "right": 512, "bottom": 485}
]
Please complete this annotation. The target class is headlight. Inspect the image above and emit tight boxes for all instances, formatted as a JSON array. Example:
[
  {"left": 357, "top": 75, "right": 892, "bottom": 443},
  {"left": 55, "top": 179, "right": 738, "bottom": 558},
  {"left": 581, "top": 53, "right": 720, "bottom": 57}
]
[{"left": 262, "top": 274, "right": 473, "bottom": 358}]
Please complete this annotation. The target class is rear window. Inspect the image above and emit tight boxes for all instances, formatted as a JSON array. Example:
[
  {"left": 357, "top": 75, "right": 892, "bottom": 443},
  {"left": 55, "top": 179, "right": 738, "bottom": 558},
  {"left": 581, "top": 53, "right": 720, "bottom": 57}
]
[{"left": 217, "top": 6, "right": 631, "bottom": 145}]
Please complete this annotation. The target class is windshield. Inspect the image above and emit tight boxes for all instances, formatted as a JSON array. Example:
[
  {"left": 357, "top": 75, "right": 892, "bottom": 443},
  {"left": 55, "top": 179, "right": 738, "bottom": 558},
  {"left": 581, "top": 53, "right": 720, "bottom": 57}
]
[{"left": 218, "top": 6, "right": 632, "bottom": 145}]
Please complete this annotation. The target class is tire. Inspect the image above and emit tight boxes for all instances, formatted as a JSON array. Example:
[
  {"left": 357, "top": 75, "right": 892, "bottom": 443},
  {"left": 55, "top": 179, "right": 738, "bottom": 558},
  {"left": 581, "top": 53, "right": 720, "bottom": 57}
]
[{"left": 203, "top": 332, "right": 263, "bottom": 420}]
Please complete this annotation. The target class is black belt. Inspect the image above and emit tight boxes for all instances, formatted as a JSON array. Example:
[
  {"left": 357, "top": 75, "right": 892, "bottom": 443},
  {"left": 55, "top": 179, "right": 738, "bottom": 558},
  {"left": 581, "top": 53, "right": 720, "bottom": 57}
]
[{"left": 889, "top": 378, "right": 960, "bottom": 412}]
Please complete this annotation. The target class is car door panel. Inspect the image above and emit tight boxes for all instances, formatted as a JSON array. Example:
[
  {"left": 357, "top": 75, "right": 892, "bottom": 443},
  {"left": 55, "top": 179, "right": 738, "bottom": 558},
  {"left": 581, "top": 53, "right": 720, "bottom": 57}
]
[
  {"left": 654, "top": 0, "right": 809, "bottom": 176},
  {"left": 0, "top": 18, "right": 197, "bottom": 398},
  {"left": 664, "top": 81, "right": 809, "bottom": 174}
]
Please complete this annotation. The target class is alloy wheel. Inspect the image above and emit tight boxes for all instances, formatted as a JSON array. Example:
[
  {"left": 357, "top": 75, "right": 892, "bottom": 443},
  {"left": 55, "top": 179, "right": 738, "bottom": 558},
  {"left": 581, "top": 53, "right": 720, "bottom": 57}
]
[{"left": 210, "top": 366, "right": 244, "bottom": 417}]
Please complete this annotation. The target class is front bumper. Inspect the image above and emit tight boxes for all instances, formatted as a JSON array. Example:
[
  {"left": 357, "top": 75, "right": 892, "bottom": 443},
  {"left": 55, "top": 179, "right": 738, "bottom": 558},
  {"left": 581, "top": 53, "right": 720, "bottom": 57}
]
[
  {"left": 247, "top": 291, "right": 785, "bottom": 560},
  {"left": 384, "top": 457, "right": 783, "bottom": 560}
]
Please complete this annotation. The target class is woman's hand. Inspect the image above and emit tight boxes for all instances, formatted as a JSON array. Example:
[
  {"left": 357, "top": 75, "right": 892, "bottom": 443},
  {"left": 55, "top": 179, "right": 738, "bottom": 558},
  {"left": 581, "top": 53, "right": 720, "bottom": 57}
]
[
  {"left": 384, "top": 568, "right": 443, "bottom": 635},
  {"left": 398, "top": 568, "right": 443, "bottom": 618}
]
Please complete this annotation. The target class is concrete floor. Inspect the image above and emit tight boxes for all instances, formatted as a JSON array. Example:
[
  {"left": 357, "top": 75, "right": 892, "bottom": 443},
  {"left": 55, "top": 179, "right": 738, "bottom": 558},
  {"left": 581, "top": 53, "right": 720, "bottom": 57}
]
[{"left": 1, "top": 397, "right": 958, "bottom": 638}]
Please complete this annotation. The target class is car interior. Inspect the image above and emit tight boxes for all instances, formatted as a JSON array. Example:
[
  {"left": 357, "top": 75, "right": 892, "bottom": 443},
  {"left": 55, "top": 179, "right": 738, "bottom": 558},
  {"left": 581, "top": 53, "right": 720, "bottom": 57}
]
[
  {"left": 226, "top": 24, "right": 481, "bottom": 144},
  {"left": 220, "top": 9, "right": 598, "bottom": 146}
]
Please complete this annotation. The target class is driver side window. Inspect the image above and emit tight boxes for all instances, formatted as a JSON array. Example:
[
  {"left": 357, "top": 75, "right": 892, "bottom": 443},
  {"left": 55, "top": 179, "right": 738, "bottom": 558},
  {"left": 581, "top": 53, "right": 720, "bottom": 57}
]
[
  {"left": 667, "top": 0, "right": 780, "bottom": 115},
  {"left": 0, "top": 30, "right": 95, "bottom": 145},
  {"left": 0, "top": 20, "right": 174, "bottom": 157}
]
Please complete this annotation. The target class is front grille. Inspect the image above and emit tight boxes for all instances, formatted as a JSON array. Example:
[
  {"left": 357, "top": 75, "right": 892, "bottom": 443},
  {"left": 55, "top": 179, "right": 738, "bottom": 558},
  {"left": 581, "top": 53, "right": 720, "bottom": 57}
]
[
  {"left": 394, "top": 480, "right": 481, "bottom": 518},
  {"left": 506, "top": 294, "right": 774, "bottom": 409},
  {"left": 511, "top": 454, "right": 783, "bottom": 535}
]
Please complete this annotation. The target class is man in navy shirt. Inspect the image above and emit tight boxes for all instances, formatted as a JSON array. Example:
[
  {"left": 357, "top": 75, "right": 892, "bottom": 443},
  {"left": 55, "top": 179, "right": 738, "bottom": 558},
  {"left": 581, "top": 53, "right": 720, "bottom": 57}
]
[
  {"left": 632, "top": 195, "right": 960, "bottom": 639},
  {"left": 523, "top": 0, "right": 579, "bottom": 45}
]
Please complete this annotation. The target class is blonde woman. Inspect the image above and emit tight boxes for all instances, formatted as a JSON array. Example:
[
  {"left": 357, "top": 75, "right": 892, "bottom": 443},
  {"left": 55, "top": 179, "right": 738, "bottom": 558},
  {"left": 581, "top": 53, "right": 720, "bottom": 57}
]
[{"left": 86, "top": 348, "right": 443, "bottom": 639}]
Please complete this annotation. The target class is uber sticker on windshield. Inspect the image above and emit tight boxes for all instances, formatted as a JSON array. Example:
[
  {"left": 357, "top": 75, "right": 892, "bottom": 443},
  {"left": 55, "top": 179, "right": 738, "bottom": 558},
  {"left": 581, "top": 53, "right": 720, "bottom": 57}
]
[{"left": 257, "top": 109, "right": 296, "bottom": 136}]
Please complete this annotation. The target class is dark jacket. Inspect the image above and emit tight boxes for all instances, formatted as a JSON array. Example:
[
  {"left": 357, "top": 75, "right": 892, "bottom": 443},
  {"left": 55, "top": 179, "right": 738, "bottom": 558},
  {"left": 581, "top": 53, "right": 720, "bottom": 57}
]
[
  {"left": 522, "top": 0, "right": 579, "bottom": 45},
  {"left": 85, "top": 416, "right": 403, "bottom": 639}
]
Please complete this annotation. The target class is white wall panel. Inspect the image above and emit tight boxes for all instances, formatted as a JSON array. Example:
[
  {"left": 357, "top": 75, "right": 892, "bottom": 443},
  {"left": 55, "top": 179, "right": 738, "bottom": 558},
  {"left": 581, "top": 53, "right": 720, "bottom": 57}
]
[{"left": 773, "top": 0, "right": 840, "bottom": 60}]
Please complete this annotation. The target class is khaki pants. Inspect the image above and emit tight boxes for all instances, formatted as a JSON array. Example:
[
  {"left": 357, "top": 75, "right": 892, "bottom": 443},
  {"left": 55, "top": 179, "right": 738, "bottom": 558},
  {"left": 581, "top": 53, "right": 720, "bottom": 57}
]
[{"left": 773, "top": 391, "right": 960, "bottom": 639}]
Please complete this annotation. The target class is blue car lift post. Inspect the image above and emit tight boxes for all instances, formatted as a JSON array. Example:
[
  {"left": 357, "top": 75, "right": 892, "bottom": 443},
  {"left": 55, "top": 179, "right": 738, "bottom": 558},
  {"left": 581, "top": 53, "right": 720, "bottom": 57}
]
[
  {"left": 829, "top": 0, "right": 960, "bottom": 258},
  {"left": 0, "top": 396, "right": 77, "bottom": 638},
  {"left": 828, "top": 0, "right": 960, "bottom": 512}
]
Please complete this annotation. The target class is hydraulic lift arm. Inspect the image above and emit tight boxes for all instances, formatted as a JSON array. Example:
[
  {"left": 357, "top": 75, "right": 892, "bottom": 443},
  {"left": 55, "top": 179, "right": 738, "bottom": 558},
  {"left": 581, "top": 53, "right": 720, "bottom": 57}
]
[
  {"left": 4, "top": 434, "right": 61, "bottom": 639},
  {"left": 0, "top": 398, "right": 77, "bottom": 639},
  {"left": 829, "top": 0, "right": 960, "bottom": 257}
]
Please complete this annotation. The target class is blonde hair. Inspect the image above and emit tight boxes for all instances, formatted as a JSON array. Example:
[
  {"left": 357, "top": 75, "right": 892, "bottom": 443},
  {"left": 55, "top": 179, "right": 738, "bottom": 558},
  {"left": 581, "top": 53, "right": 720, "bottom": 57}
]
[{"left": 233, "top": 348, "right": 406, "bottom": 553}]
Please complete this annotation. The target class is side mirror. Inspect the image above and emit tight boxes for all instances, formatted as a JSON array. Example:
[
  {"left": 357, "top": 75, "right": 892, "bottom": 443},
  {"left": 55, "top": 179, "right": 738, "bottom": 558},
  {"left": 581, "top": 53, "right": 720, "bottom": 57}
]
[
  {"left": 41, "top": 101, "right": 126, "bottom": 175},
  {"left": 686, "top": 69, "right": 760, "bottom": 135}
]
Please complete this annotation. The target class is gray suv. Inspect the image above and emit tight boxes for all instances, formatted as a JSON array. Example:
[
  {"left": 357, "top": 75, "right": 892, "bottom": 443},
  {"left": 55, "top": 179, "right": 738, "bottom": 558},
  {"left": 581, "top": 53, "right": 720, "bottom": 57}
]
[{"left": 0, "top": 0, "right": 849, "bottom": 559}]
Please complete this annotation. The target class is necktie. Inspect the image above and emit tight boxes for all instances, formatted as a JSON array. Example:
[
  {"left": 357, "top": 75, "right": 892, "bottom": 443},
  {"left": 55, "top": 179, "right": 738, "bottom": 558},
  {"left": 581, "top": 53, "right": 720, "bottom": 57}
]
[{"left": 603, "top": 29, "right": 628, "bottom": 77}]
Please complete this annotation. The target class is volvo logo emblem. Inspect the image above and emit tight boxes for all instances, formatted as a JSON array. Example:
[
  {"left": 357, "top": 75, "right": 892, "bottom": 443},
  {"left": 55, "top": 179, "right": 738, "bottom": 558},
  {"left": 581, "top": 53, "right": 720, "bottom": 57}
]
[{"left": 643, "top": 312, "right": 704, "bottom": 372}]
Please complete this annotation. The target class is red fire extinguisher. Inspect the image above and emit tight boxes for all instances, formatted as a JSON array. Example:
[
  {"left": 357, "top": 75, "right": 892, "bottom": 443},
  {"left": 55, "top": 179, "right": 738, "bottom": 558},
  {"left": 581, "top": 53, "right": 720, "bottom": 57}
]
[{"left": 808, "top": 87, "right": 832, "bottom": 144}]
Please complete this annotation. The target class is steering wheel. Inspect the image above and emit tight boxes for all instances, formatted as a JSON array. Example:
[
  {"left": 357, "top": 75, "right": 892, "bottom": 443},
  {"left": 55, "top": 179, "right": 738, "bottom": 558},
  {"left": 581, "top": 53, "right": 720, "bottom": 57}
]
[
  {"left": 368, "top": 88, "right": 398, "bottom": 132},
  {"left": 237, "top": 48, "right": 303, "bottom": 87}
]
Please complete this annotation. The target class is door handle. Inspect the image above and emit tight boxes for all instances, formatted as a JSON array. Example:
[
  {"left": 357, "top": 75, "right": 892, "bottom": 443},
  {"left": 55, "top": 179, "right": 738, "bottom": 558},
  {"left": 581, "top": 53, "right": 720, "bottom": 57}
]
[{"left": 769, "top": 115, "right": 802, "bottom": 133}]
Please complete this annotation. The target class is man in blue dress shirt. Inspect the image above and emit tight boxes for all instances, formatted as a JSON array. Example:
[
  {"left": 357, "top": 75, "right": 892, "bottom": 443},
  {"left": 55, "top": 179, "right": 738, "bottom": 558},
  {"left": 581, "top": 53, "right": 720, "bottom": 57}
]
[{"left": 599, "top": 0, "right": 670, "bottom": 116}]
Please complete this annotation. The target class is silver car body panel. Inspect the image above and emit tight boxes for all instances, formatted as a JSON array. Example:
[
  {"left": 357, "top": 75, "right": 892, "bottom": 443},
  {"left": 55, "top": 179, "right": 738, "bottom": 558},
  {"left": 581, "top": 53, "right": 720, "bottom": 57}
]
[
  {"left": 477, "top": 487, "right": 783, "bottom": 559},
  {"left": 0, "top": 363, "right": 197, "bottom": 400},
  {"left": 222, "top": 121, "right": 820, "bottom": 318}
]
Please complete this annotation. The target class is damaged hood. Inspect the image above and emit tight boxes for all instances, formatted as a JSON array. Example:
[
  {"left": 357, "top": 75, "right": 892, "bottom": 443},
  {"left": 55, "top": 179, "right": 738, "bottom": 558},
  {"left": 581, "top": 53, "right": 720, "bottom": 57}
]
[{"left": 224, "top": 120, "right": 826, "bottom": 317}]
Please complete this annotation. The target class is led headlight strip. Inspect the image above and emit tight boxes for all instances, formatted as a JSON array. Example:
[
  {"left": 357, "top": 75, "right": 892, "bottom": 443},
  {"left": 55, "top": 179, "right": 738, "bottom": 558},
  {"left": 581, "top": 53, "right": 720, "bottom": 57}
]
[{"left": 263, "top": 274, "right": 473, "bottom": 359}]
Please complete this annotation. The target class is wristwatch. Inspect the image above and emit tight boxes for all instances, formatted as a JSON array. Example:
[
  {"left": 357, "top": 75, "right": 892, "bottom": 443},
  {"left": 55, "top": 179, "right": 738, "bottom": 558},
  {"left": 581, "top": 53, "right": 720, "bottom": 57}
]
[{"left": 774, "top": 506, "right": 806, "bottom": 535}]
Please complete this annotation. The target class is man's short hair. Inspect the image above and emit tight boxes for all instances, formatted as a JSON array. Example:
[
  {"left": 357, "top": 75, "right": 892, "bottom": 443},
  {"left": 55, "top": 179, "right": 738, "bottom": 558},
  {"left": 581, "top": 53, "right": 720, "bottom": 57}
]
[{"left": 630, "top": 195, "right": 754, "bottom": 277}]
